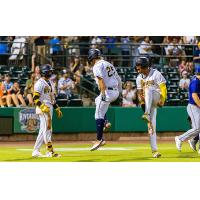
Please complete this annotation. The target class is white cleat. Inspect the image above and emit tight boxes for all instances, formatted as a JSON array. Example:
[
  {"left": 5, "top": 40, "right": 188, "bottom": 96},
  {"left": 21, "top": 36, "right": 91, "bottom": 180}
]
[
  {"left": 175, "top": 136, "right": 182, "bottom": 152},
  {"left": 152, "top": 151, "right": 161, "bottom": 158},
  {"left": 188, "top": 139, "right": 197, "bottom": 151},
  {"left": 90, "top": 139, "right": 106, "bottom": 151},
  {"left": 32, "top": 150, "right": 45, "bottom": 158},
  {"left": 46, "top": 152, "right": 62, "bottom": 157}
]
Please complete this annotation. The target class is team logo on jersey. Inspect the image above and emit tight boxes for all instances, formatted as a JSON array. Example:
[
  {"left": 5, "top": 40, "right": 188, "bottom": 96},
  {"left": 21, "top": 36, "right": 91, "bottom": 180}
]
[
  {"left": 19, "top": 108, "right": 40, "bottom": 133},
  {"left": 44, "top": 86, "right": 50, "bottom": 94}
]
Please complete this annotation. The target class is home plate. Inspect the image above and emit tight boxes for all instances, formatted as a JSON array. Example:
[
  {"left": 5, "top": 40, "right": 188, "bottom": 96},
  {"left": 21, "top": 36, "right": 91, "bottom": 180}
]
[{"left": 16, "top": 147, "right": 135, "bottom": 152}]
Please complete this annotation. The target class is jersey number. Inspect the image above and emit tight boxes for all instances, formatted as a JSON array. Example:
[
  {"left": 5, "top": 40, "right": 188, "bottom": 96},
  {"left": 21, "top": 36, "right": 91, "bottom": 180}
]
[{"left": 106, "top": 66, "right": 115, "bottom": 77}]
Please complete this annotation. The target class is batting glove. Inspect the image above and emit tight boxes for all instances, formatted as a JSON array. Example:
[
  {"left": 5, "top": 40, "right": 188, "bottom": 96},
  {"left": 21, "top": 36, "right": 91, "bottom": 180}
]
[
  {"left": 55, "top": 107, "right": 63, "bottom": 118},
  {"left": 40, "top": 103, "right": 50, "bottom": 113},
  {"left": 101, "top": 94, "right": 106, "bottom": 101}
]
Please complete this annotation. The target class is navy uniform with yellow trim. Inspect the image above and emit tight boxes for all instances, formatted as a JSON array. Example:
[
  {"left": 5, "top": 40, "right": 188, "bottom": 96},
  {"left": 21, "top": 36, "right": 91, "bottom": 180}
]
[
  {"left": 32, "top": 64, "right": 63, "bottom": 158},
  {"left": 135, "top": 57, "right": 167, "bottom": 158}
]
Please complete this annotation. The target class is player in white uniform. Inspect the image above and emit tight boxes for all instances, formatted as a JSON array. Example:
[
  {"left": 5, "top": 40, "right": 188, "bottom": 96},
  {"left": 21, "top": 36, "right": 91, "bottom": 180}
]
[
  {"left": 32, "top": 64, "right": 63, "bottom": 157},
  {"left": 136, "top": 57, "right": 167, "bottom": 158},
  {"left": 88, "top": 49, "right": 122, "bottom": 151}
]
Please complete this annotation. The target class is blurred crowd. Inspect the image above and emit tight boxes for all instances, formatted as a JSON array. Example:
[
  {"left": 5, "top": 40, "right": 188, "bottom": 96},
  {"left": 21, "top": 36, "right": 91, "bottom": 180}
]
[{"left": 0, "top": 36, "right": 200, "bottom": 107}]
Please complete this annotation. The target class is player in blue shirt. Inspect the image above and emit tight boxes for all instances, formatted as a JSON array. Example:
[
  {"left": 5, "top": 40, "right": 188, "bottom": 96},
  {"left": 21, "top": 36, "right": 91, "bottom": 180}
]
[{"left": 175, "top": 65, "right": 200, "bottom": 152}]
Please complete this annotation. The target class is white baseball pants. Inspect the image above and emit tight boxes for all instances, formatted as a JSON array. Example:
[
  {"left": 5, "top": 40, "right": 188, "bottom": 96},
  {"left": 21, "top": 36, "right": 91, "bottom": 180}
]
[
  {"left": 33, "top": 105, "right": 53, "bottom": 151},
  {"left": 144, "top": 86, "right": 160, "bottom": 152},
  {"left": 95, "top": 89, "right": 119, "bottom": 119}
]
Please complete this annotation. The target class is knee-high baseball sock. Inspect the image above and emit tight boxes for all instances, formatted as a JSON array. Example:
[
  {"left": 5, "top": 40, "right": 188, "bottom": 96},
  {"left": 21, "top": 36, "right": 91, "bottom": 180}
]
[
  {"left": 46, "top": 142, "right": 54, "bottom": 153},
  {"left": 96, "top": 119, "right": 105, "bottom": 141},
  {"left": 193, "top": 135, "right": 199, "bottom": 141}
]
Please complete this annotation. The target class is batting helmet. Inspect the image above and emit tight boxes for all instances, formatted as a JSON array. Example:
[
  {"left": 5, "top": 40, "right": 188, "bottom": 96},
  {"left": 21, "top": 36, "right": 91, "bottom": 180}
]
[
  {"left": 135, "top": 57, "right": 150, "bottom": 68},
  {"left": 40, "top": 64, "right": 54, "bottom": 78},
  {"left": 88, "top": 49, "right": 101, "bottom": 63}
]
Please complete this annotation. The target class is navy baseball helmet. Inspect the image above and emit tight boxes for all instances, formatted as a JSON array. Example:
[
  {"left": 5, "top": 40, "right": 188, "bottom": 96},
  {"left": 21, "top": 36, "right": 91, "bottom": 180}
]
[
  {"left": 40, "top": 64, "right": 54, "bottom": 78},
  {"left": 88, "top": 49, "right": 101, "bottom": 63},
  {"left": 135, "top": 57, "right": 150, "bottom": 68}
]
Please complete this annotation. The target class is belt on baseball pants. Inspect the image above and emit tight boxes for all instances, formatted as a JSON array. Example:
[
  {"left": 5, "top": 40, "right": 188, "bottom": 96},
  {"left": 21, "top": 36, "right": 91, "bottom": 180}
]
[{"left": 107, "top": 87, "right": 117, "bottom": 90}]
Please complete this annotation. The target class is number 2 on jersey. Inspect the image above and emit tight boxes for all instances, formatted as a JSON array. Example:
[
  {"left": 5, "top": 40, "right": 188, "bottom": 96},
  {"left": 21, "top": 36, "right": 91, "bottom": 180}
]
[{"left": 106, "top": 66, "right": 115, "bottom": 77}]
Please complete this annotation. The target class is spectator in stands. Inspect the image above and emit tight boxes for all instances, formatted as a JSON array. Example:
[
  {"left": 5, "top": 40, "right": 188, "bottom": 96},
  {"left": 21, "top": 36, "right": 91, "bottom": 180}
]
[
  {"left": 34, "top": 66, "right": 41, "bottom": 81},
  {"left": 179, "top": 60, "right": 187, "bottom": 75},
  {"left": 70, "top": 55, "right": 83, "bottom": 85},
  {"left": 24, "top": 72, "right": 35, "bottom": 106},
  {"left": 57, "top": 70, "right": 75, "bottom": 100},
  {"left": 138, "top": 36, "right": 153, "bottom": 55},
  {"left": 121, "top": 36, "right": 131, "bottom": 67},
  {"left": 0, "top": 75, "right": 6, "bottom": 107},
  {"left": 67, "top": 37, "right": 80, "bottom": 56},
  {"left": 33, "top": 36, "right": 46, "bottom": 65},
  {"left": 0, "top": 36, "right": 9, "bottom": 65},
  {"left": 193, "top": 42, "right": 200, "bottom": 72},
  {"left": 122, "top": 81, "right": 137, "bottom": 107},
  {"left": 50, "top": 74, "right": 58, "bottom": 96},
  {"left": 165, "top": 37, "right": 184, "bottom": 67},
  {"left": 48, "top": 36, "right": 62, "bottom": 66},
  {"left": 179, "top": 71, "right": 190, "bottom": 91},
  {"left": 91, "top": 36, "right": 102, "bottom": 49},
  {"left": 166, "top": 37, "right": 183, "bottom": 56},
  {"left": 10, "top": 82, "right": 26, "bottom": 107},
  {"left": 3, "top": 74, "right": 15, "bottom": 107},
  {"left": 105, "top": 36, "right": 117, "bottom": 63},
  {"left": 183, "top": 36, "right": 197, "bottom": 61}
]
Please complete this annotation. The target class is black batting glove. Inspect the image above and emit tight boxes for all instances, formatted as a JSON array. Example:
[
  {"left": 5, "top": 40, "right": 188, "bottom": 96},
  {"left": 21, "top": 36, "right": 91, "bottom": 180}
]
[{"left": 101, "top": 94, "right": 106, "bottom": 101}]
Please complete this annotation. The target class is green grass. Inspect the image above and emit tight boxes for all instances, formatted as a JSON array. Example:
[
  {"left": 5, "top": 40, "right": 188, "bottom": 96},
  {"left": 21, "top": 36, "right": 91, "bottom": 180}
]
[{"left": 0, "top": 142, "right": 200, "bottom": 162}]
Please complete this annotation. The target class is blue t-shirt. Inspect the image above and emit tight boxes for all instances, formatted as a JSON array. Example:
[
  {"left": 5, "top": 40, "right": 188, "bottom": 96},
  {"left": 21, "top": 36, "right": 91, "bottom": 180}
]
[
  {"left": 193, "top": 46, "right": 200, "bottom": 63},
  {"left": 48, "top": 38, "right": 61, "bottom": 53},
  {"left": 189, "top": 76, "right": 200, "bottom": 105}
]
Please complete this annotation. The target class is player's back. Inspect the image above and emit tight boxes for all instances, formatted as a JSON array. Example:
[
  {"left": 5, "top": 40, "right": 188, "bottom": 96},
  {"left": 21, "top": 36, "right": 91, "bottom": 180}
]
[{"left": 93, "top": 59, "right": 119, "bottom": 88}]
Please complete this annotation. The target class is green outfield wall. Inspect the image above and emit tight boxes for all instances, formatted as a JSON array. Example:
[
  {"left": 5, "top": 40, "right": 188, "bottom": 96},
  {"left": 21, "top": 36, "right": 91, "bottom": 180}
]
[{"left": 0, "top": 107, "right": 190, "bottom": 134}]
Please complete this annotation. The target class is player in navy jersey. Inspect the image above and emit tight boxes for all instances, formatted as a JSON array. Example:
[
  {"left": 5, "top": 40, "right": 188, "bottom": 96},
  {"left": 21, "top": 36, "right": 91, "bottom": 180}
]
[{"left": 175, "top": 65, "right": 200, "bottom": 152}]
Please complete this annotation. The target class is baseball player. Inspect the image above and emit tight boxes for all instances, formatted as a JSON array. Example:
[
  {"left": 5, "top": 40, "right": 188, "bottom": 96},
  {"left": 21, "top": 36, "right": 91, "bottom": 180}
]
[
  {"left": 88, "top": 49, "right": 122, "bottom": 151},
  {"left": 175, "top": 66, "right": 200, "bottom": 152},
  {"left": 136, "top": 57, "right": 167, "bottom": 158},
  {"left": 32, "top": 64, "right": 63, "bottom": 157}
]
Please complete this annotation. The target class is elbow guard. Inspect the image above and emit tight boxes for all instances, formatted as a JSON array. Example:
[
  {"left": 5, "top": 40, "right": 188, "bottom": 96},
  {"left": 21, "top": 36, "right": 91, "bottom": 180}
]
[
  {"left": 33, "top": 92, "right": 42, "bottom": 106},
  {"left": 159, "top": 83, "right": 167, "bottom": 102}
]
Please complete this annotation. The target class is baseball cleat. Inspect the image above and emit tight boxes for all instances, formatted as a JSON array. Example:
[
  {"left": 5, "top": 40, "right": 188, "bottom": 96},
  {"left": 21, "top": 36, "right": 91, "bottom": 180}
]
[
  {"left": 90, "top": 139, "right": 105, "bottom": 151},
  {"left": 188, "top": 139, "right": 197, "bottom": 151},
  {"left": 46, "top": 152, "right": 61, "bottom": 158},
  {"left": 175, "top": 136, "right": 182, "bottom": 152},
  {"left": 152, "top": 151, "right": 161, "bottom": 158},
  {"left": 103, "top": 121, "right": 111, "bottom": 132},
  {"left": 32, "top": 150, "right": 45, "bottom": 158},
  {"left": 142, "top": 113, "right": 151, "bottom": 122}
]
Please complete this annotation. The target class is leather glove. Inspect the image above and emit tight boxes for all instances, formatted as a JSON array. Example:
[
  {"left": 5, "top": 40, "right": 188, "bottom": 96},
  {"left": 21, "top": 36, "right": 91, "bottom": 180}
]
[
  {"left": 55, "top": 107, "right": 63, "bottom": 118},
  {"left": 40, "top": 103, "right": 50, "bottom": 113}
]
